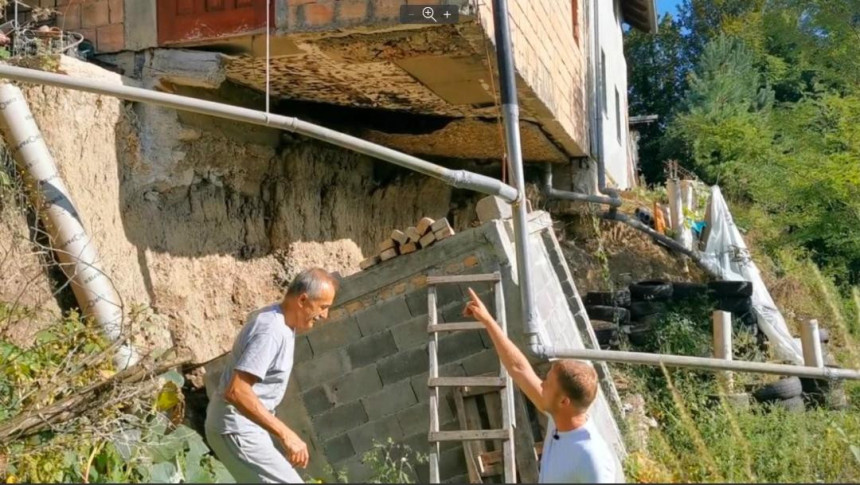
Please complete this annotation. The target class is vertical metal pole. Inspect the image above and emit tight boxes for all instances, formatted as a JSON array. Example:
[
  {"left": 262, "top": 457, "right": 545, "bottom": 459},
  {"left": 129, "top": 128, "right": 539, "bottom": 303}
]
[
  {"left": 801, "top": 319, "right": 824, "bottom": 368},
  {"left": 427, "top": 286, "right": 440, "bottom": 483},
  {"left": 490, "top": 0, "right": 539, "bottom": 346},
  {"left": 265, "top": 0, "right": 271, "bottom": 114},
  {"left": 712, "top": 310, "right": 734, "bottom": 391}
]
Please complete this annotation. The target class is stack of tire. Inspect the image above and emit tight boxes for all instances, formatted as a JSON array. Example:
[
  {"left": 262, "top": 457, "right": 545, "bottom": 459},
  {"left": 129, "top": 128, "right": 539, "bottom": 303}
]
[
  {"left": 583, "top": 278, "right": 758, "bottom": 350},
  {"left": 582, "top": 289, "right": 631, "bottom": 349}
]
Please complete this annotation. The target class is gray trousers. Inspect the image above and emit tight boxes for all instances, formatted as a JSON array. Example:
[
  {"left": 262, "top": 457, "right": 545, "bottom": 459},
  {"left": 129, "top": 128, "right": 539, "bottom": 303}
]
[{"left": 205, "top": 426, "right": 304, "bottom": 484}]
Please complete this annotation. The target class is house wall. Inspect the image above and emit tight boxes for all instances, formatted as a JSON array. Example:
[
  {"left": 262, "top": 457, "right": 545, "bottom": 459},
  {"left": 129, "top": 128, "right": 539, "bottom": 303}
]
[{"left": 589, "top": 0, "right": 633, "bottom": 189}]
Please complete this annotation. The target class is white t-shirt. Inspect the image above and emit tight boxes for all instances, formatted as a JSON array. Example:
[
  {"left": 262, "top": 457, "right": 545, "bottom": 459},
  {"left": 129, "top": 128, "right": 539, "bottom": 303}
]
[{"left": 538, "top": 415, "right": 617, "bottom": 483}]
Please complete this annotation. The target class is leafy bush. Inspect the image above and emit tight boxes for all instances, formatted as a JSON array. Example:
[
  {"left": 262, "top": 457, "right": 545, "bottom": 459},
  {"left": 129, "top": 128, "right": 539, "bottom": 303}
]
[{"left": 0, "top": 306, "right": 231, "bottom": 483}]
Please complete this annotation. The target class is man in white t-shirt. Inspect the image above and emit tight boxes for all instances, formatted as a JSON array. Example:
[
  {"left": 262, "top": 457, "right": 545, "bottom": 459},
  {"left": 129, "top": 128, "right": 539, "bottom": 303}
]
[{"left": 464, "top": 288, "right": 618, "bottom": 483}]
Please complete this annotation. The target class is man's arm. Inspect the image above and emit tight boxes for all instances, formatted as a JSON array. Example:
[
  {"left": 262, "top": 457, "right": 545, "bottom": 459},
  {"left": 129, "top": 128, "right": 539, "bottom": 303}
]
[
  {"left": 463, "top": 288, "right": 547, "bottom": 413},
  {"left": 224, "top": 371, "right": 309, "bottom": 468}
]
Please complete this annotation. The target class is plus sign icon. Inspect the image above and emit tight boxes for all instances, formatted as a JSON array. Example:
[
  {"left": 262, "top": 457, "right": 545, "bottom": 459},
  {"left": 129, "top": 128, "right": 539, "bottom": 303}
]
[{"left": 400, "top": 4, "right": 460, "bottom": 24}]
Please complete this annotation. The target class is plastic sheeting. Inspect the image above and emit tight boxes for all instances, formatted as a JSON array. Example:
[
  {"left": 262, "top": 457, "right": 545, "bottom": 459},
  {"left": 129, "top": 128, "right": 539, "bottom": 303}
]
[{"left": 700, "top": 186, "right": 804, "bottom": 364}]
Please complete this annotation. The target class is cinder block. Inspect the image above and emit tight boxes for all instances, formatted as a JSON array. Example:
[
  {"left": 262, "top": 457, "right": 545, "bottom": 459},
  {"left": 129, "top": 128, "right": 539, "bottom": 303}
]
[
  {"left": 397, "top": 399, "right": 455, "bottom": 438},
  {"left": 347, "top": 414, "right": 404, "bottom": 455},
  {"left": 356, "top": 297, "right": 411, "bottom": 336},
  {"left": 361, "top": 379, "right": 417, "bottom": 420},
  {"left": 323, "top": 433, "right": 355, "bottom": 464},
  {"left": 108, "top": 0, "right": 123, "bottom": 23},
  {"left": 308, "top": 316, "right": 361, "bottom": 355},
  {"left": 411, "top": 362, "right": 466, "bottom": 403},
  {"left": 438, "top": 331, "right": 485, "bottom": 365},
  {"left": 391, "top": 316, "right": 428, "bottom": 351},
  {"left": 336, "top": 0, "right": 369, "bottom": 24},
  {"left": 405, "top": 285, "right": 461, "bottom": 316},
  {"left": 439, "top": 447, "right": 468, "bottom": 482},
  {"left": 461, "top": 349, "right": 501, "bottom": 376},
  {"left": 377, "top": 345, "right": 427, "bottom": 385},
  {"left": 96, "top": 22, "right": 124, "bottom": 53},
  {"left": 302, "top": 385, "right": 334, "bottom": 417},
  {"left": 329, "top": 365, "right": 382, "bottom": 405},
  {"left": 294, "top": 349, "right": 351, "bottom": 389},
  {"left": 313, "top": 401, "right": 368, "bottom": 440},
  {"left": 347, "top": 331, "right": 398, "bottom": 369},
  {"left": 476, "top": 196, "right": 513, "bottom": 223},
  {"left": 300, "top": 2, "right": 335, "bottom": 26},
  {"left": 335, "top": 454, "right": 374, "bottom": 483},
  {"left": 295, "top": 335, "right": 313, "bottom": 362}
]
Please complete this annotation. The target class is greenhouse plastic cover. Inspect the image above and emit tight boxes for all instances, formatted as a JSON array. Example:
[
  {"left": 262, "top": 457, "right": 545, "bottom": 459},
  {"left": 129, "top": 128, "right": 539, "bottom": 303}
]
[{"left": 700, "top": 186, "right": 804, "bottom": 364}]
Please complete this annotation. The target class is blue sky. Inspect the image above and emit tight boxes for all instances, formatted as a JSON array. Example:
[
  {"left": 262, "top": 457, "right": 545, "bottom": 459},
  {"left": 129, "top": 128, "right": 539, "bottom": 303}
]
[{"left": 657, "top": 0, "right": 684, "bottom": 17}]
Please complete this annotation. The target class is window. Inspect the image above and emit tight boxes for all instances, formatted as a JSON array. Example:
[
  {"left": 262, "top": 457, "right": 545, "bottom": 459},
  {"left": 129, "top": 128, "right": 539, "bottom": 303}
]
[
  {"left": 572, "top": 0, "right": 580, "bottom": 45},
  {"left": 600, "top": 50, "right": 607, "bottom": 116},
  {"left": 615, "top": 87, "right": 622, "bottom": 145}
]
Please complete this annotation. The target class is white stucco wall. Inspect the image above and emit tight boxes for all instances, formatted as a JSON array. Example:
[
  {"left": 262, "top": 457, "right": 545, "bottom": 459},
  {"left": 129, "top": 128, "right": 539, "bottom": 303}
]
[{"left": 589, "top": 0, "right": 633, "bottom": 189}]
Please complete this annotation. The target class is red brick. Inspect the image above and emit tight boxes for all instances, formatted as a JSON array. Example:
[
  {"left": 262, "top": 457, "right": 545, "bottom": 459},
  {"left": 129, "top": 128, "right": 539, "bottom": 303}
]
[
  {"left": 58, "top": 3, "right": 81, "bottom": 30},
  {"left": 108, "top": 0, "right": 123, "bottom": 23},
  {"left": 81, "top": 0, "right": 110, "bottom": 28},
  {"left": 300, "top": 3, "right": 334, "bottom": 26},
  {"left": 96, "top": 22, "right": 123, "bottom": 52},
  {"left": 288, "top": 0, "right": 316, "bottom": 5},
  {"left": 77, "top": 27, "right": 96, "bottom": 43},
  {"left": 371, "top": 0, "right": 405, "bottom": 20},
  {"left": 337, "top": 0, "right": 368, "bottom": 23}
]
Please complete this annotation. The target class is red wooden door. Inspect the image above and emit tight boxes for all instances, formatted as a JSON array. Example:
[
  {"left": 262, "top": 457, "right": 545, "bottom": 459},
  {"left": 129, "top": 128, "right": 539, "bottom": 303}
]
[{"left": 157, "top": 0, "right": 273, "bottom": 45}]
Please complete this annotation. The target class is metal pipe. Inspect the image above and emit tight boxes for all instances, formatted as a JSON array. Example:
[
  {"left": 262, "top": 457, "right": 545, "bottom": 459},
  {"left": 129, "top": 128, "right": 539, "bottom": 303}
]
[
  {"left": 491, "top": 0, "right": 543, "bottom": 357},
  {"left": 542, "top": 162, "right": 622, "bottom": 207},
  {"left": 546, "top": 347, "right": 860, "bottom": 381},
  {"left": 0, "top": 64, "right": 518, "bottom": 203},
  {"left": 0, "top": 83, "right": 138, "bottom": 369}
]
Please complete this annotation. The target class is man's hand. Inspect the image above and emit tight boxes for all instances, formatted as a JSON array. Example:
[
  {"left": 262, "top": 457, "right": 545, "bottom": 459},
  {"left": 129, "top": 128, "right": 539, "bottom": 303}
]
[
  {"left": 278, "top": 429, "right": 309, "bottom": 469},
  {"left": 463, "top": 288, "right": 495, "bottom": 324}
]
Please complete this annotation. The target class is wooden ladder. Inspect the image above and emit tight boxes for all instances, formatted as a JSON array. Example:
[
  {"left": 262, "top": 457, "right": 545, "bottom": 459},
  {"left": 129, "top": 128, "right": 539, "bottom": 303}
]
[{"left": 426, "top": 272, "right": 516, "bottom": 483}]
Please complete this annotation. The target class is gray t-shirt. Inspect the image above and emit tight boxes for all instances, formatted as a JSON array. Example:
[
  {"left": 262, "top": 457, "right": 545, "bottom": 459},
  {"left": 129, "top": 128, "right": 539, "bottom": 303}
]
[
  {"left": 539, "top": 415, "right": 617, "bottom": 483},
  {"left": 207, "top": 303, "right": 295, "bottom": 435}
]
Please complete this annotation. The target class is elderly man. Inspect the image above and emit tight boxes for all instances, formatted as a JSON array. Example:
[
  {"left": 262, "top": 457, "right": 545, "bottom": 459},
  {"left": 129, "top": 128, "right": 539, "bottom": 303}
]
[
  {"left": 463, "top": 288, "right": 617, "bottom": 483},
  {"left": 205, "top": 268, "right": 338, "bottom": 483}
]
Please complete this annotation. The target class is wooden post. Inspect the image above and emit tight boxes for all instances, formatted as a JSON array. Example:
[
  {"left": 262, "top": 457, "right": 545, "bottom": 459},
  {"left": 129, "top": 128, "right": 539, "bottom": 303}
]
[
  {"left": 801, "top": 319, "right": 824, "bottom": 368},
  {"left": 713, "top": 310, "right": 734, "bottom": 391},
  {"left": 668, "top": 179, "right": 684, "bottom": 245}
]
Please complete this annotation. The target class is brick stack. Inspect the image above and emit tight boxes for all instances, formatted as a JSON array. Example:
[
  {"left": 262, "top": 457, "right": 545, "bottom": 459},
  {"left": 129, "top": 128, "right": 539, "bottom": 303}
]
[{"left": 359, "top": 217, "right": 455, "bottom": 270}]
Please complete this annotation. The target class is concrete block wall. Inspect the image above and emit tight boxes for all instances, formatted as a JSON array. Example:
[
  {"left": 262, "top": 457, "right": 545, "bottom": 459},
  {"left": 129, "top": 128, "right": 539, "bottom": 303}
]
[
  {"left": 275, "top": 0, "right": 447, "bottom": 32},
  {"left": 290, "top": 228, "right": 506, "bottom": 483}
]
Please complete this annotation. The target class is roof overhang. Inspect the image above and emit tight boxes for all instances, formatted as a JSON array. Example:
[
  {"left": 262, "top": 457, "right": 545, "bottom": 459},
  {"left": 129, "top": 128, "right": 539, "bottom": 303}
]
[{"left": 622, "top": 0, "right": 658, "bottom": 34}]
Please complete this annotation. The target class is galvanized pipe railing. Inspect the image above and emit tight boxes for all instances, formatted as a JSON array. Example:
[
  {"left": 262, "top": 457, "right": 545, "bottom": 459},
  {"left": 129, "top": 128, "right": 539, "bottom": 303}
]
[
  {"left": 0, "top": 64, "right": 518, "bottom": 203},
  {"left": 548, "top": 347, "right": 860, "bottom": 381}
]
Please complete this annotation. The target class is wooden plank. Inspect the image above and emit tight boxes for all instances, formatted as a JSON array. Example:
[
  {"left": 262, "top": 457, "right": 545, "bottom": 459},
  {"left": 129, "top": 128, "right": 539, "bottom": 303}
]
[
  {"left": 484, "top": 393, "right": 503, "bottom": 439},
  {"left": 391, "top": 229, "right": 409, "bottom": 245},
  {"left": 429, "top": 429, "right": 510, "bottom": 442},
  {"left": 464, "top": 397, "right": 489, "bottom": 471},
  {"left": 377, "top": 238, "right": 397, "bottom": 253},
  {"left": 429, "top": 377, "right": 506, "bottom": 388},
  {"left": 417, "top": 217, "right": 436, "bottom": 235},
  {"left": 480, "top": 443, "right": 543, "bottom": 477},
  {"left": 513, "top": 390, "right": 541, "bottom": 483},
  {"left": 462, "top": 385, "right": 504, "bottom": 398},
  {"left": 428, "top": 322, "right": 485, "bottom": 333},
  {"left": 379, "top": 248, "right": 398, "bottom": 261},
  {"left": 405, "top": 226, "right": 422, "bottom": 242},
  {"left": 400, "top": 242, "right": 418, "bottom": 255},
  {"left": 427, "top": 273, "right": 501, "bottom": 284},
  {"left": 419, "top": 231, "right": 437, "bottom": 249},
  {"left": 453, "top": 389, "right": 483, "bottom": 484},
  {"left": 359, "top": 255, "right": 380, "bottom": 270}
]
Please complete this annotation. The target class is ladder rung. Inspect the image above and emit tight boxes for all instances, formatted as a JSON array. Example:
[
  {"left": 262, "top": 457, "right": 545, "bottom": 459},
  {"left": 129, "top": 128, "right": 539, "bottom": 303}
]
[
  {"left": 429, "top": 429, "right": 511, "bottom": 442},
  {"left": 427, "top": 272, "right": 501, "bottom": 284},
  {"left": 429, "top": 376, "right": 506, "bottom": 388},
  {"left": 428, "top": 322, "right": 484, "bottom": 333}
]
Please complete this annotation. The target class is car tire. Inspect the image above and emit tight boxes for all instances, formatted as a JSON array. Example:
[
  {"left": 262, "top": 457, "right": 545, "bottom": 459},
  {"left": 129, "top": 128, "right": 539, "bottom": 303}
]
[
  {"left": 708, "top": 280, "right": 754, "bottom": 297},
  {"left": 630, "top": 301, "right": 668, "bottom": 320},
  {"left": 630, "top": 280, "right": 673, "bottom": 302},
  {"left": 752, "top": 377, "right": 803, "bottom": 403},
  {"left": 585, "top": 306, "right": 631, "bottom": 325},
  {"left": 584, "top": 289, "right": 632, "bottom": 308},
  {"left": 671, "top": 282, "right": 710, "bottom": 300}
]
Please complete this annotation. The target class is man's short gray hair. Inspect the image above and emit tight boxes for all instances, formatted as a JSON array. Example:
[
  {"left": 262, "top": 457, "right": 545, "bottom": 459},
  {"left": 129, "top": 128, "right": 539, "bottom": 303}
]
[{"left": 287, "top": 268, "right": 339, "bottom": 299}]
